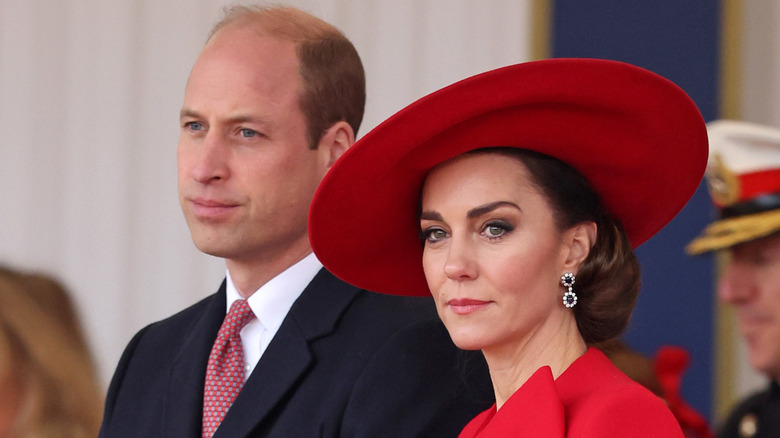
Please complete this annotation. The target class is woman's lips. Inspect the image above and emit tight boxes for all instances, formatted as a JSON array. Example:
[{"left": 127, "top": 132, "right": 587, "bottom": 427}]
[{"left": 447, "top": 298, "right": 491, "bottom": 315}]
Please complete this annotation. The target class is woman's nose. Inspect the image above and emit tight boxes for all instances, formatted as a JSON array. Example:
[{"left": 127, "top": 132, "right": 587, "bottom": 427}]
[{"left": 443, "top": 237, "right": 478, "bottom": 281}]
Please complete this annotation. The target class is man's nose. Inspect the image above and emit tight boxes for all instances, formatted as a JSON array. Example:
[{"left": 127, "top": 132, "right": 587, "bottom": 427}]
[
  {"left": 190, "top": 133, "right": 229, "bottom": 184},
  {"left": 718, "top": 262, "right": 757, "bottom": 306}
]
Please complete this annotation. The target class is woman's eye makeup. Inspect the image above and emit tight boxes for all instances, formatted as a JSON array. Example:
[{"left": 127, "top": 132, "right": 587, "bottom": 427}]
[
  {"left": 485, "top": 225, "right": 504, "bottom": 237},
  {"left": 422, "top": 228, "right": 448, "bottom": 242},
  {"left": 482, "top": 220, "right": 514, "bottom": 239}
]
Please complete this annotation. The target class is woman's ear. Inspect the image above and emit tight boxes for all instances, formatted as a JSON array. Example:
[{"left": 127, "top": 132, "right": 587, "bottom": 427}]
[
  {"left": 318, "top": 121, "right": 355, "bottom": 170},
  {"left": 563, "top": 222, "right": 597, "bottom": 272}
]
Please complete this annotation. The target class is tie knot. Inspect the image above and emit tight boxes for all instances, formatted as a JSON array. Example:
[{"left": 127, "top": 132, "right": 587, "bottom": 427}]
[{"left": 218, "top": 299, "right": 255, "bottom": 339}]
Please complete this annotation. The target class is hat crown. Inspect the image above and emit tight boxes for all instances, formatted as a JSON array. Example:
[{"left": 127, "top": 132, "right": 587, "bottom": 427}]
[
  {"left": 687, "top": 120, "right": 780, "bottom": 255},
  {"left": 705, "top": 120, "right": 780, "bottom": 207}
]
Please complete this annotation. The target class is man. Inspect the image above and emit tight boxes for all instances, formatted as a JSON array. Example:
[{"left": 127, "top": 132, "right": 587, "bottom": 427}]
[
  {"left": 687, "top": 119, "right": 780, "bottom": 438},
  {"left": 99, "top": 6, "right": 492, "bottom": 438}
]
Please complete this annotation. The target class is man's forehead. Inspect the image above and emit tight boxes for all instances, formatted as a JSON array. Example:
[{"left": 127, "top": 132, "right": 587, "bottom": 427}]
[
  {"left": 185, "top": 32, "right": 301, "bottom": 95},
  {"left": 730, "top": 231, "right": 780, "bottom": 256}
]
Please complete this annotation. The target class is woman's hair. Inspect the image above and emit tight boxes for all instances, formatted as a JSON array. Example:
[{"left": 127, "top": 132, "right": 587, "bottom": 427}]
[
  {"left": 207, "top": 5, "right": 366, "bottom": 149},
  {"left": 472, "top": 148, "right": 641, "bottom": 344},
  {"left": 0, "top": 266, "right": 103, "bottom": 437}
]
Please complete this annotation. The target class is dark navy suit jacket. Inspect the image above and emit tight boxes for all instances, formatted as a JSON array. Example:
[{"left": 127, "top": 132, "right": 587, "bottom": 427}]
[{"left": 99, "top": 269, "right": 493, "bottom": 437}]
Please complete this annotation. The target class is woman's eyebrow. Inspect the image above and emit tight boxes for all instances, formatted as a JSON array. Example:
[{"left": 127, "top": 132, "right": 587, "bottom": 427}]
[
  {"left": 419, "top": 211, "right": 443, "bottom": 221},
  {"left": 467, "top": 201, "right": 520, "bottom": 218}
]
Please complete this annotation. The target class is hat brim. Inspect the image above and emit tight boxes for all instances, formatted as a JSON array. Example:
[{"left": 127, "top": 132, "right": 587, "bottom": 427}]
[
  {"left": 686, "top": 209, "right": 780, "bottom": 254},
  {"left": 309, "top": 58, "right": 708, "bottom": 296}
]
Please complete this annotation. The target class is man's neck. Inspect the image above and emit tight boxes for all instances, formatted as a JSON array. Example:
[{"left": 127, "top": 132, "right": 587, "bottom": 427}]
[{"left": 226, "top": 248, "right": 313, "bottom": 298}]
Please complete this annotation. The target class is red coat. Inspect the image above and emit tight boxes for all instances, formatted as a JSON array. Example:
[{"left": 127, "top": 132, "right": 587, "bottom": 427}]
[{"left": 459, "top": 347, "right": 683, "bottom": 437}]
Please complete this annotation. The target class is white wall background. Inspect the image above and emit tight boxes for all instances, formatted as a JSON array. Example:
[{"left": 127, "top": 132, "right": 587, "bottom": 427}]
[{"left": 0, "top": 0, "right": 534, "bottom": 386}]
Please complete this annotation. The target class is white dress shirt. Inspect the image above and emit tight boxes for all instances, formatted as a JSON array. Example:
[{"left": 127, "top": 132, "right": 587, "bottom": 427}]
[{"left": 224, "top": 252, "right": 323, "bottom": 381}]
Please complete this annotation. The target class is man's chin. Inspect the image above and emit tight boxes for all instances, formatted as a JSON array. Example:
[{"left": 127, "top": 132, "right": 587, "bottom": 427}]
[
  {"left": 747, "top": 347, "right": 779, "bottom": 378},
  {"left": 191, "top": 236, "right": 234, "bottom": 259}
]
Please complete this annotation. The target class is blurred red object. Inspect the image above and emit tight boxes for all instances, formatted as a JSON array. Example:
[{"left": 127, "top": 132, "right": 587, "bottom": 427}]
[{"left": 654, "top": 346, "right": 714, "bottom": 438}]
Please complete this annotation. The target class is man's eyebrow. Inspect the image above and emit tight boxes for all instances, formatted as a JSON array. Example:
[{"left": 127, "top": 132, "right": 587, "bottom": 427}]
[
  {"left": 180, "top": 108, "right": 200, "bottom": 119},
  {"left": 179, "top": 109, "right": 274, "bottom": 127}
]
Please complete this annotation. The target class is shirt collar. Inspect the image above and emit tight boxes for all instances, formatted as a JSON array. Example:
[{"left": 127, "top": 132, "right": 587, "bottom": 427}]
[{"left": 225, "top": 253, "right": 323, "bottom": 332}]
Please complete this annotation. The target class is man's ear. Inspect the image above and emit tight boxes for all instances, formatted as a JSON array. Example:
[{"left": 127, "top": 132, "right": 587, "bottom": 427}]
[
  {"left": 317, "top": 121, "right": 355, "bottom": 169},
  {"left": 563, "top": 221, "right": 597, "bottom": 272}
]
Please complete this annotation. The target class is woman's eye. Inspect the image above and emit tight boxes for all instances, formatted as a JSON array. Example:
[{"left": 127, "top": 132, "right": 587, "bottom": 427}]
[
  {"left": 423, "top": 228, "right": 448, "bottom": 242},
  {"left": 486, "top": 226, "right": 504, "bottom": 237},
  {"left": 483, "top": 222, "right": 512, "bottom": 239}
]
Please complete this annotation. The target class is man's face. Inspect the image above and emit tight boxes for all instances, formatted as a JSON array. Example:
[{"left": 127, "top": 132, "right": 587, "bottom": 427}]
[
  {"left": 177, "top": 26, "right": 326, "bottom": 266},
  {"left": 719, "top": 231, "right": 780, "bottom": 379}
]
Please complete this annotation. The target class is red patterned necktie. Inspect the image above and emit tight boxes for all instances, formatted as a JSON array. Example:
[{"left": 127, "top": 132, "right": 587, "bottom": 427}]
[{"left": 202, "top": 299, "right": 255, "bottom": 438}]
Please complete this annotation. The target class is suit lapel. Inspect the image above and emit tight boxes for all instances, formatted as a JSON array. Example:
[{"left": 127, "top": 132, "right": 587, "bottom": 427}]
[
  {"left": 164, "top": 282, "right": 227, "bottom": 438},
  {"left": 214, "top": 269, "right": 361, "bottom": 438}
]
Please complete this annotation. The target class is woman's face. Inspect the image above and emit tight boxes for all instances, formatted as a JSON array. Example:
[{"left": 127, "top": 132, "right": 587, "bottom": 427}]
[{"left": 420, "top": 152, "right": 577, "bottom": 353}]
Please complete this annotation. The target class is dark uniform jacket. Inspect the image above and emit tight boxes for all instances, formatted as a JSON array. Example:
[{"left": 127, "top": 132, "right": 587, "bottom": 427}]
[{"left": 718, "top": 381, "right": 780, "bottom": 438}]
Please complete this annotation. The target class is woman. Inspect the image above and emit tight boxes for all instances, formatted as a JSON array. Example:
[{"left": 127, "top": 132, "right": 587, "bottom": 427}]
[
  {"left": 0, "top": 266, "right": 103, "bottom": 437},
  {"left": 309, "top": 59, "right": 707, "bottom": 435}
]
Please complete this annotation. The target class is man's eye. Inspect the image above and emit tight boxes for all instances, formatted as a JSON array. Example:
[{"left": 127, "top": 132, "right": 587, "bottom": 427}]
[
  {"left": 240, "top": 128, "right": 258, "bottom": 138},
  {"left": 185, "top": 121, "right": 204, "bottom": 131}
]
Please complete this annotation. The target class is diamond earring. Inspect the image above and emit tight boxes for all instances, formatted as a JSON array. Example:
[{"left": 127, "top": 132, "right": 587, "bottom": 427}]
[{"left": 561, "top": 272, "right": 577, "bottom": 308}]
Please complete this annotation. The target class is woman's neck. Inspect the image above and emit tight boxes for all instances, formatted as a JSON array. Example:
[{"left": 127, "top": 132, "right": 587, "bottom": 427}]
[{"left": 483, "top": 313, "right": 587, "bottom": 409}]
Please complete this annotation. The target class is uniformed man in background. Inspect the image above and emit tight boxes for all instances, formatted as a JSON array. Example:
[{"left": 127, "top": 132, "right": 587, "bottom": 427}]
[{"left": 688, "top": 120, "right": 780, "bottom": 438}]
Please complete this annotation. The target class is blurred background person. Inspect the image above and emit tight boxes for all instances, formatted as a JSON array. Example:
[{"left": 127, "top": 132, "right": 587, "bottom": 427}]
[
  {"left": 687, "top": 120, "right": 780, "bottom": 438},
  {"left": 0, "top": 265, "right": 103, "bottom": 438}
]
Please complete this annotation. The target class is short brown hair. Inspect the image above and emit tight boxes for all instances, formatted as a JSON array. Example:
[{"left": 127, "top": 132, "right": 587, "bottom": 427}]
[
  {"left": 209, "top": 5, "right": 366, "bottom": 149},
  {"left": 476, "top": 148, "right": 641, "bottom": 344}
]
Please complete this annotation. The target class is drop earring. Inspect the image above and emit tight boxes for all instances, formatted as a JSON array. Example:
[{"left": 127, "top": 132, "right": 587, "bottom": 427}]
[{"left": 561, "top": 272, "right": 577, "bottom": 308}]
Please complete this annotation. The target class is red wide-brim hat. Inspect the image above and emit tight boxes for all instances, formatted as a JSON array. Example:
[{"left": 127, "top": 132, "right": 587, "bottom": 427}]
[{"left": 309, "top": 58, "right": 708, "bottom": 297}]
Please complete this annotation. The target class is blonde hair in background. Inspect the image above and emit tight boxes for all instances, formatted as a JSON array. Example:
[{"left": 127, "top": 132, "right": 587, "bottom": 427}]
[{"left": 0, "top": 266, "right": 103, "bottom": 438}]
